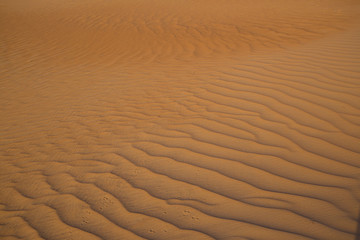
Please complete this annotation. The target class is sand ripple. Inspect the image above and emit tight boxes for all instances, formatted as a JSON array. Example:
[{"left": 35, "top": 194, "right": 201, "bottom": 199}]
[{"left": 1, "top": 0, "right": 360, "bottom": 239}]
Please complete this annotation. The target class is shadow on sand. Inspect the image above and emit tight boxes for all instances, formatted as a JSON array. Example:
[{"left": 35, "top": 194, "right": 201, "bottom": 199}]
[{"left": 356, "top": 207, "right": 360, "bottom": 240}]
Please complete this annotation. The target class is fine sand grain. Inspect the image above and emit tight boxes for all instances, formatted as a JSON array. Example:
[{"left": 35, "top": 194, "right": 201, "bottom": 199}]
[{"left": 1, "top": 0, "right": 360, "bottom": 239}]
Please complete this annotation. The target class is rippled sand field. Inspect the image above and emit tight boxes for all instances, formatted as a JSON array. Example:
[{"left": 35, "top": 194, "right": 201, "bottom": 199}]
[{"left": 1, "top": 0, "right": 360, "bottom": 239}]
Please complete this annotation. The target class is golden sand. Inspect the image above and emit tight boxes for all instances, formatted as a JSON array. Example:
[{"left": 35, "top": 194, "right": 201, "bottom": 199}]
[{"left": 1, "top": 0, "right": 360, "bottom": 239}]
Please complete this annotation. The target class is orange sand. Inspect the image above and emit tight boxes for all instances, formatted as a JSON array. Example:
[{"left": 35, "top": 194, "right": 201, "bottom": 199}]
[{"left": 1, "top": 0, "right": 360, "bottom": 239}]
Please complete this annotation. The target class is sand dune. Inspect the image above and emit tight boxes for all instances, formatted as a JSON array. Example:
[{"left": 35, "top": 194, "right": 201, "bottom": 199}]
[{"left": 1, "top": 0, "right": 360, "bottom": 239}]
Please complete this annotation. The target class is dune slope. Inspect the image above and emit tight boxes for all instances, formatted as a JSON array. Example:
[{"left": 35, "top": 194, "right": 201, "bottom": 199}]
[{"left": 1, "top": 0, "right": 360, "bottom": 239}]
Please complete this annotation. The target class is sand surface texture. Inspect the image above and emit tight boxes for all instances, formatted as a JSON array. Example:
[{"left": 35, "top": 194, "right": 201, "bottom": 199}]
[{"left": 1, "top": 0, "right": 360, "bottom": 239}]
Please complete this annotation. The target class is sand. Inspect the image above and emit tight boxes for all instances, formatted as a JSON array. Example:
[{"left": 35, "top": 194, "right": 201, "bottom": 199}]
[{"left": 1, "top": 0, "right": 360, "bottom": 239}]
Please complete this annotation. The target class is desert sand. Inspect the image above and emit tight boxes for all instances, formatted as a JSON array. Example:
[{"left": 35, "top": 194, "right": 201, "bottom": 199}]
[{"left": 1, "top": 0, "right": 360, "bottom": 239}]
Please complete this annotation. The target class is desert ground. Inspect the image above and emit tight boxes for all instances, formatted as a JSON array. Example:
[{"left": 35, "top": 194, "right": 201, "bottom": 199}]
[{"left": 1, "top": 0, "right": 360, "bottom": 239}]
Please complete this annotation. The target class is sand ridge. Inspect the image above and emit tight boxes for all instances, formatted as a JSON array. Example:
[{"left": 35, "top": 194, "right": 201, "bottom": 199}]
[{"left": 1, "top": 0, "right": 360, "bottom": 239}]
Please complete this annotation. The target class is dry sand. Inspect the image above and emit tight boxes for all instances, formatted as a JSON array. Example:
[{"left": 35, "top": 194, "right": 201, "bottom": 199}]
[{"left": 1, "top": 0, "right": 360, "bottom": 239}]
